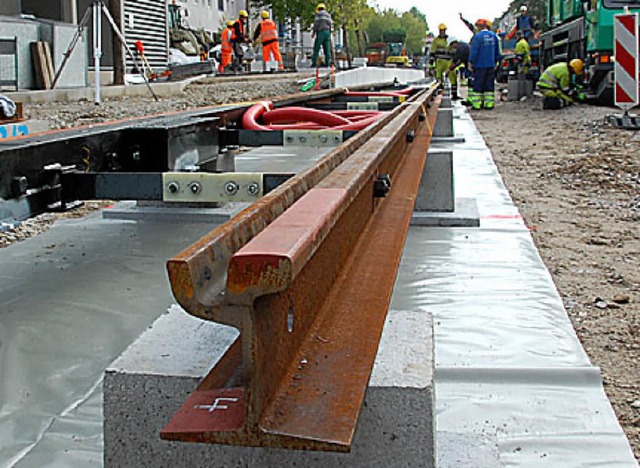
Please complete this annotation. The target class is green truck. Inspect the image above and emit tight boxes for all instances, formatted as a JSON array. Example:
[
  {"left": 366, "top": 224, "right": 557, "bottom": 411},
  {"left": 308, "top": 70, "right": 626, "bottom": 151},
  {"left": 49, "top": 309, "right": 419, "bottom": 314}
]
[{"left": 540, "top": 0, "right": 640, "bottom": 103}]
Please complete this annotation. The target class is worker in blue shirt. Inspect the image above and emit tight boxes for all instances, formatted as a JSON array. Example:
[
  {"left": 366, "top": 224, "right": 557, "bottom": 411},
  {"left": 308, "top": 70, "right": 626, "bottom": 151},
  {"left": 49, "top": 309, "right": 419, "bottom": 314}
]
[
  {"left": 468, "top": 19, "right": 501, "bottom": 110},
  {"left": 516, "top": 5, "right": 537, "bottom": 42}
]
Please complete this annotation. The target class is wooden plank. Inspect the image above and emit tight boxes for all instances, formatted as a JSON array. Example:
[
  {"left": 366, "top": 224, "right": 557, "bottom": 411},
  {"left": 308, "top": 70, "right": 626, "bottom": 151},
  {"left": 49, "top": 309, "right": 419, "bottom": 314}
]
[{"left": 42, "top": 42, "right": 55, "bottom": 89}]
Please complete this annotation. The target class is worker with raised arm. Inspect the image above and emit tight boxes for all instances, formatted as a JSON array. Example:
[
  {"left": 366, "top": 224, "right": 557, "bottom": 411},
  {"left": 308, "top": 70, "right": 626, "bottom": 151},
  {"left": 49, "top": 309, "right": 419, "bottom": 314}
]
[
  {"left": 537, "top": 59, "right": 584, "bottom": 109},
  {"left": 253, "top": 11, "right": 284, "bottom": 71},
  {"left": 311, "top": 3, "right": 333, "bottom": 68},
  {"left": 220, "top": 20, "right": 234, "bottom": 72},
  {"left": 516, "top": 5, "right": 537, "bottom": 41},
  {"left": 446, "top": 37, "right": 470, "bottom": 100},
  {"left": 459, "top": 13, "right": 477, "bottom": 35},
  {"left": 230, "top": 10, "right": 250, "bottom": 71},
  {"left": 468, "top": 19, "right": 501, "bottom": 110},
  {"left": 430, "top": 23, "right": 453, "bottom": 85}
]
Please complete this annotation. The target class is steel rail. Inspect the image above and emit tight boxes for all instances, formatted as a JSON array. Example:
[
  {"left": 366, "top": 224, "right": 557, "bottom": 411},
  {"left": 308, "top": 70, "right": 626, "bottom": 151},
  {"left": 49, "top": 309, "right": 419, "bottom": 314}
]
[{"left": 161, "top": 83, "right": 440, "bottom": 451}]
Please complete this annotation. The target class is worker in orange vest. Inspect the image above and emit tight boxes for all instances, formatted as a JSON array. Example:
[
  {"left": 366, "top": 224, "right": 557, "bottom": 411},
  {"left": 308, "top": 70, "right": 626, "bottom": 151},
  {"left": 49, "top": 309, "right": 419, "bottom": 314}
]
[
  {"left": 219, "top": 20, "right": 234, "bottom": 72},
  {"left": 230, "top": 10, "right": 250, "bottom": 71},
  {"left": 253, "top": 10, "right": 284, "bottom": 71}
]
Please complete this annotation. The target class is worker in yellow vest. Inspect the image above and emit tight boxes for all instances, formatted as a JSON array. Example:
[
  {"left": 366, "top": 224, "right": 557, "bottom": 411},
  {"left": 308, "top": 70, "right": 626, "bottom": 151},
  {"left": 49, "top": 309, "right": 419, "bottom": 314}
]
[
  {"left": 253, "top": 10, "right": 284, "bottom": 71},
  {"left": 219, "top": 21, "right": 234, "bottom": 72},
  {"left": 430, "top": 23, "right": 454, "bottom": 87}
]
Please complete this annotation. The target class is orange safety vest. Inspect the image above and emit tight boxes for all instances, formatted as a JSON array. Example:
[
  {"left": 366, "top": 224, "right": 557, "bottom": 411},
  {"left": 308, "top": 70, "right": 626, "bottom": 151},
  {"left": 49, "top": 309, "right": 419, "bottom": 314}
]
[
  {"left": 230, "top": 20, "right": 244, "bottom": 41},
  {"left": 260, "top": 19, "right": 278, "bottom": 43},
  {"left": 221, "top": 27, "right": 232, "bottom": 54}
]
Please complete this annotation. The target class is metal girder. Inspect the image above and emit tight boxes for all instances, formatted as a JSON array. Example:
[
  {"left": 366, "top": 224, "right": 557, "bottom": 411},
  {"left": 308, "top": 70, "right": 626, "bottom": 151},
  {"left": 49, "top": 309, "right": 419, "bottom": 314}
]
[
  {"left": 219, "top": 129, "right": 357, "bottom": 147},
  {"left": 160, "top": 84, "right": 440, "bottom": 451}
]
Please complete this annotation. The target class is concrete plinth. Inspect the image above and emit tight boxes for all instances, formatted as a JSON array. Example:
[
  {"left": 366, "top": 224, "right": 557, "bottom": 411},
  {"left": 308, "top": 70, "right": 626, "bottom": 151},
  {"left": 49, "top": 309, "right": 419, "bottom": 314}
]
[
  {"left": 104, "top": 307, "right": 435, "bottom": 467},
  {"left": 411, "top": 150, "right": 479, "bottom": 227},
  {"left": 433, "top": 108, "right": 454, "bottom": 138},
  {"left": 507, "top": 78, "right": 533, "bottom": 101}
]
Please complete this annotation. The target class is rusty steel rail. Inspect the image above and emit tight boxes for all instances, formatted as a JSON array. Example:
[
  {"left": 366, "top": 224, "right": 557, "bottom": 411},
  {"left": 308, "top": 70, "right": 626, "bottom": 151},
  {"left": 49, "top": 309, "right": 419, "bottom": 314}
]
[{"left": 161, "top": 83, "right": 441, "bottom": 451}]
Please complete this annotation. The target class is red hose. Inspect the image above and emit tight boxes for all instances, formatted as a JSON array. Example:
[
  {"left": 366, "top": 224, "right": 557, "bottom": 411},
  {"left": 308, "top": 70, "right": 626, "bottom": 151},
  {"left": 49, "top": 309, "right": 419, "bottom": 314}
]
[
  {"left": 242, "top": 101, "right": 273, "bottom": 131},
  {"left": 241, "top": 101, "right": 386, "bottom": 132},
  {"left": 262, "top": 107, "right": 351, "bottom": 126}
]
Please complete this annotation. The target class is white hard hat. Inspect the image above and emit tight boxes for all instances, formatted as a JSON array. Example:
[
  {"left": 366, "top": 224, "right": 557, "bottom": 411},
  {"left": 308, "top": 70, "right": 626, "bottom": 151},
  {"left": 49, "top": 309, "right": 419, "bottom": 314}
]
[{"left": 520, "top": 5, "right": 528, "bottom": 11}]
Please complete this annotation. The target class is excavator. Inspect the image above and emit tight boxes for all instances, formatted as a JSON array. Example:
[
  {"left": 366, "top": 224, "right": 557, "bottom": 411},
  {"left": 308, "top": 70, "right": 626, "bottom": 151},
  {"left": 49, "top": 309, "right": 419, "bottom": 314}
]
[{"left": 364, "top": 31, "right": 411, "bottom": 67}]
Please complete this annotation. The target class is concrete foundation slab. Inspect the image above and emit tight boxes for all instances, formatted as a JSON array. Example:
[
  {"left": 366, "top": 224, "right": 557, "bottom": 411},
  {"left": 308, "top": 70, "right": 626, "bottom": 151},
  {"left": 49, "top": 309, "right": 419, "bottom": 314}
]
[
  {"left": 102, "top": 201, "right": 248, "bottom": 223},
  {"left": 333, "top": 67, "right": 425, "bottom": 88},
  {"left": 411, "top": 197, "right": 480, "bottom": 227},
  {"left": 104, "top": 307, "right": 435, "bottom": 467}
]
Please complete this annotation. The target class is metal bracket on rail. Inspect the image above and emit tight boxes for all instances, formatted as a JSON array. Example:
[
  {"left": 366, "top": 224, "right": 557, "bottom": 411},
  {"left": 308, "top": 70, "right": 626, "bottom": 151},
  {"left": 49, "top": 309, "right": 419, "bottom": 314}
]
[{"left": 59, "top": 171, "right": 293, "bottom": 204}]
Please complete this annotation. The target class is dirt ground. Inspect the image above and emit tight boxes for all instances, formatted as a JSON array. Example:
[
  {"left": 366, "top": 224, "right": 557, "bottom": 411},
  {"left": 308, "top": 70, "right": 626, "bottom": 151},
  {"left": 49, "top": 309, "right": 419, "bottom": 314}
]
[{"left": 472, "top": 92, "right": 640, "bottom": 461}]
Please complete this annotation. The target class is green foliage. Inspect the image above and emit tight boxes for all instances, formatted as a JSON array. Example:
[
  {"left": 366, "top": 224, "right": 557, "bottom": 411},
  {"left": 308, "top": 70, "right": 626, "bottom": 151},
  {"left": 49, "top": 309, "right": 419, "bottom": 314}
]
[{"left": 362, "top": 7, "right": 428, "bottom": 55}]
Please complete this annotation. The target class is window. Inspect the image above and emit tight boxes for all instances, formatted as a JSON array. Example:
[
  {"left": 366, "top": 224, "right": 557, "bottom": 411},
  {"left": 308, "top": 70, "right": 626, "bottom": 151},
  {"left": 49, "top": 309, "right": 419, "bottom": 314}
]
[{"left": 218, "top": 0, "right": 224, "bottom": 11}]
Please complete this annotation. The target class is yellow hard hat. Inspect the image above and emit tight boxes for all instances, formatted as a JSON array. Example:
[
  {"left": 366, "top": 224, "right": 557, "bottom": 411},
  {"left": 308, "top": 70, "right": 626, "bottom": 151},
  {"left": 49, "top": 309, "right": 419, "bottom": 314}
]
[
  {"left": 438, "top": 23, "right": 447, "bottom": 30},
  {"left": 569, "top": 58, "right": 584, "bottom": 75},
  {"left": 316, "top": 3, "right": 326, "bottom": 11},
  {"left": 260, "top": 10, "right": 269, "bottom": 19},
  {"left": 227, "top": 20, "right": 234, "bottom": 27},
  {"left": 239, "top": 10, "right": 248, "bottom": 17}
]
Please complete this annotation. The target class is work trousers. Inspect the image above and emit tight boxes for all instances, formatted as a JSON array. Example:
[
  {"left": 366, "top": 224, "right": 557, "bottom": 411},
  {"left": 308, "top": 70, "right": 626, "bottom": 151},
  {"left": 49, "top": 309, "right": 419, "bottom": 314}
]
[
  {"left": 220, "top": 53, "right": 232, "bottom": 71},
  {"left": 469, "top": 67, "right": 495, "bottom": 109},
  {"left": 435, "top": 59, "right": 456, "bottom": 86},
  {"left": 262, "top": 41, "right": 284, "bottom": 70},
  {"left": 312, "top": 29, "right": 331, "bottom": 67},
  {"left": 231, "top": 42, "right": 244, "bottom": 70}
]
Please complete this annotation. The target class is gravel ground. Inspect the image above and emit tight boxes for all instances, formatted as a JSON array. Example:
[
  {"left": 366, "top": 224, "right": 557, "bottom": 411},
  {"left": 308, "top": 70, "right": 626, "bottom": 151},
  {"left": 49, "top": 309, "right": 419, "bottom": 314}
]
[
  {"left": 472, "top": 92, "right": 639, "bottom": 461},
  {"left": 24, "top": 77, "right": 302, "bottom": 130},
  {"left": 3, "top": 77, "right": 639, "bottom": 461}
]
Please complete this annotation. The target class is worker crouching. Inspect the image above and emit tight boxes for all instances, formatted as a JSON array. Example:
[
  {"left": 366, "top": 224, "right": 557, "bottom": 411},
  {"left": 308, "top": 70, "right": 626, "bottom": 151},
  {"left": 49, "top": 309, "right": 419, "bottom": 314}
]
[
  {"left": 253, "top": 11, "right": 284, "bottom": 72},
  {"left": 537, "top": 59, "right": 584, "bottom": 109}
]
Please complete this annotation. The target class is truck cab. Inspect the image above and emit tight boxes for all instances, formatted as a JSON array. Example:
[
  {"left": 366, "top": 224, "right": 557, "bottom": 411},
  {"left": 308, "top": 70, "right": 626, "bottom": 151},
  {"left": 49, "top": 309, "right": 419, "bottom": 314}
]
[{"left": 540, "top": 0, "right": 640, "bottom": 103}]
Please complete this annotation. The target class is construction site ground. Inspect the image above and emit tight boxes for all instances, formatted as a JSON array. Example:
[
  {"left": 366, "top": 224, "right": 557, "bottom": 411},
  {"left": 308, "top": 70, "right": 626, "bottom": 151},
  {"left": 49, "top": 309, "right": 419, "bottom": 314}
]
[{"left": 3, "top": 76, "right": 639, "bottom": 462}]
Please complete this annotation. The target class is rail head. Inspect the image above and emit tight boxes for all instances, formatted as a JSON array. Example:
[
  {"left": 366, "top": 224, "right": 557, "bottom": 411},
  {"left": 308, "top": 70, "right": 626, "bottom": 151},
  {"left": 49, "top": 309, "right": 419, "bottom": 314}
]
[{"left": 166, "top": 84, "right": 439, "bottom": 323}]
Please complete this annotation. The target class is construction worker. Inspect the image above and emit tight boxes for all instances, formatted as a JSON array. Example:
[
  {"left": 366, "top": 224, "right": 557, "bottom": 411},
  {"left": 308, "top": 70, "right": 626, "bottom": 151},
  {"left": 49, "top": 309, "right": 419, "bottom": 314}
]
[
  {"left": 312, "top": 3, "right": 332, "bottom": 68},
  {"left": 447, "top": 37, "right": 470, "bottom": 100},
  {"left": 230, "top": 10, "right": 250, "bottom": 71},
  {"left": 430, "top": 24, "right": 453, "bottom": 86},
  {"left": 514, "top": 30, "right": 531, "bottom": 77},
  {"left": 219, "top": 20, "right": 234, "bottom": 72},
  {"left": 516, "top": 5, "right": 537, "bottom": 41},
  {"left": 253, "top": 11, "right": 284, "bottom": 71},
  {"left": 468, "top": 19, "right": 501, "bottom": 110},
  {"left": 537, "top": 59, "right": 584, "bottom": 109}
]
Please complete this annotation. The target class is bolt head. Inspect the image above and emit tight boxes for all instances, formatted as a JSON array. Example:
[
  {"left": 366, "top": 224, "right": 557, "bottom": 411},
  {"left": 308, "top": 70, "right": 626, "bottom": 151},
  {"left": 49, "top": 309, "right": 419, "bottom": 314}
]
[
  {"left": 189, "top": 182, "right": 202, "bottom": 194},
  {"left": 167, "top": 181, "right": 180, "bottom": 194},
  {"left": 224, "top": 181, "right": 239, "bottom": 195}
]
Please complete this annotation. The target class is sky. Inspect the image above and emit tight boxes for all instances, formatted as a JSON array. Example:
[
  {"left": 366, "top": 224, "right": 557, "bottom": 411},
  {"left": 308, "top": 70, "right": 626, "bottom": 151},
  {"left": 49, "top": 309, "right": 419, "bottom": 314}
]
[{"left": 371, "top": 0, "right": 514, "bottom": 42}]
